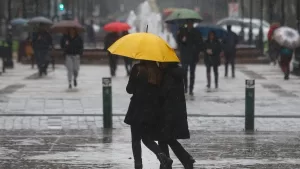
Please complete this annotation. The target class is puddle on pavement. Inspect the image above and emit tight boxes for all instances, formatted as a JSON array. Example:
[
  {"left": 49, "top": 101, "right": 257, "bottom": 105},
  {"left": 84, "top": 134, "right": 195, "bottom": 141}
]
[
  {"left": 0, "top": 84, "right": 25, "bottom": 95},
  {"left": 262, "top": 84, "right": 298, "bottom": 98}
]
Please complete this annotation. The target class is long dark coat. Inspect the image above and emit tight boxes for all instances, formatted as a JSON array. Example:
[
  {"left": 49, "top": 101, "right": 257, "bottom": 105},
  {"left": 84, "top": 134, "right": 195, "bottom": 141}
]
[
  {"left": 177, "top": 27, "right": 203, "bottom": 64},
  {"left": 204, "top": 39, "right": 222, "bottom": 66},
  {"left": 159, "top": 65, "right": 190, "bottom": 140},
  {"left": 124, "top": 63, "right": 161, "bottom": 126}
]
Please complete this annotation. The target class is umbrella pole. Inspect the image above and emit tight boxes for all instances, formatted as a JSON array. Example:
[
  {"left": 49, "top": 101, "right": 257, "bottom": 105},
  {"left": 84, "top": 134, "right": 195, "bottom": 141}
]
[{"left": 146, "top": 25, "right": 148, "bottom": 32}]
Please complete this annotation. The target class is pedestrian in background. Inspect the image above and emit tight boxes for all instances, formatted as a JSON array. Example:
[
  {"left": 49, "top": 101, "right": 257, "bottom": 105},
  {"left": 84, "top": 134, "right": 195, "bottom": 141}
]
[
  {"left": 125, "top": 61, "right": 173, "bottom": 169},
  {"left": 62, "top": 28, "right": 83, "bottom": 89},
  {"left": 204, "top": 31, "right": 222, "bottom": 89},
  {"left": 24, "top": 36, "right": 34, "bottom": 68},
  {"left": 176, "top": 20, "right": 203, "bottom": 98},
  {"left": 158, "top": 62, "right": 195, "bottom": 169},
  {"left": 223, "top": 25, "right": 238, "bottom": 78},
  {"left": 104, "top": 32, "right": 120, "bottom": 76},
  {"left": 32, "top": 26, "right": 53, "bottom": 77},
  {"left": 268, "top": 23, "right": 280, "bottom": 65},
  {"left": 122, "top": 31, "right": 133, "bottom": 76},
  {"left": 87, "top": 20, "right": 96, "bottom": 47},
  {"left": 279, "top": 46, "right": 293, "bottom": 80}
]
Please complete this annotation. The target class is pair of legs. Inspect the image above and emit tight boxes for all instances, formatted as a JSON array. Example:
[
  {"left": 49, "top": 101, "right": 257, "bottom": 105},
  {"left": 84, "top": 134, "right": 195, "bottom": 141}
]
[
  {"left": 35, "top": 50, "right": 49, "bottom": 77},
  {"left": 124, "top": 57, "right": 133, "bottom": 76},
  {"left": 131, "top": 124, "right": 172, "bottom": 169},
  {"left": 109, "top": 53, "right": 118, "bottom": 76},
  {"left": 224, "top": 52, "right": 236, "bottom": 78},
  {"left": 182, "top": 63, "right": 196, "bottom": 95},
  {"left": 206, "top": 64, "right": 219, "bottom": 88},
  {"left": 66, "top": 55, "right": 80, "bottom": 88},
  {"left": 279, "top": 54, "right": 292, "bottom": 80},
  {"left": 158, "top": 140, "right": 194, "bottom": 169}
]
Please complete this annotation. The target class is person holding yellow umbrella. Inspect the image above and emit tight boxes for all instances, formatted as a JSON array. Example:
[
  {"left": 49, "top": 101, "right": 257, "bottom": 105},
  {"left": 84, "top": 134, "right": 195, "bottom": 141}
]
[{"left": 109, "top": 32, "right": 179, "bottom": 169}]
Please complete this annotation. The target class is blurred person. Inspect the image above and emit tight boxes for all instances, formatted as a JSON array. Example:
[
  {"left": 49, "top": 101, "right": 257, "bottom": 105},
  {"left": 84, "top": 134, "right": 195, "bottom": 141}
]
[
  {"left": 268, "top": 23, "right": 280, "bottom": 65},
  {"left": 126, "top": 60, "right": 173, "bottom": 169},
  {"left": 122, "top": 31, "right": 133, "bottom": 76},
  {"left": 223, "top": 25, "right": 238, "bottom": 78},
  {"left": 62, "top": 28, "right": 83, "bottom": 89},
  {"left": 24, "top": 36, "right": 34, "bottom": 68},
  {"left": 32, "top": 27, "right": 53, "bottom": 77},
  {"left": 87, "top": 20, "right": 96, "bottom": 47},
  {"left": 176, "top": 20, "right": 203, "bottom": 98},
  {"left": 158, "top": 62, "right": 195, "bottom": 169},
  {"left": 204, "top": 31, "right": 222, "bottom": 89},
  {"left": 104, "top": 32, "right": 120, "bottom": 76},
  {"left": 279, "top": 46, "right": 293, "bottom": 80}
]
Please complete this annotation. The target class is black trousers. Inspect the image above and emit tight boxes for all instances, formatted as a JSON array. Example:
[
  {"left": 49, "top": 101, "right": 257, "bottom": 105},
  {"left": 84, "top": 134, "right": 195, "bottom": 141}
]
[
  {"left": 224, "top": 52, "right": 236, "bottom": 77},
  {"left": 158, "top": 140, "right": 191, "bottom": 165},
  {"left": 206, "top": 64, "right": 219, "bottom": 87},
  {"left": 124, "top": 57, "right": 133, "bottom": 76},
  {"left": 109, "top": 53, "right": 118, "bottom": 76},
  {"left": 131, "top": 124, "right": 162, "bottom": 166},
  {"left": 182, "top": 62, "right": 196, "bottom": 94}
]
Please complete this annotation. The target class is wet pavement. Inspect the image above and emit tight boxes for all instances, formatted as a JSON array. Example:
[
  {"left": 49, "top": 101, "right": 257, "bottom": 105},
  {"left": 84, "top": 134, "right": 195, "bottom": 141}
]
[
  {"left": 1, "top": 64, "right": 300, "bottom": 168},
  {"left": 1, "top": 129, "right": 300, "bottom": 169}
]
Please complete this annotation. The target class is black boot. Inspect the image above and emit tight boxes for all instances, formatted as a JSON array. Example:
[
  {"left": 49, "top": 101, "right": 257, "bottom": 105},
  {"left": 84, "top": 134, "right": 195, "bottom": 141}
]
[
  {"left": 134, "top": 162, "right": 143, "bottom": 169},
  {"left": 157, "top": 153, "right": 173, "bottom": 169},
  {"left": 74, "top": 79, "right": 77, "bottom": 87},
  {"left": 183, "top": 157, "right": 195, "bottom": 169},
  {"left": 215, "top": 76, "right": 218, "bottom": 89}
]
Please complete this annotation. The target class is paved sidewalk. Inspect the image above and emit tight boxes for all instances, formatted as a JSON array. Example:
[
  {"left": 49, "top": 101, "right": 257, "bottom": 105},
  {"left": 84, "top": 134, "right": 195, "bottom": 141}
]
[
  {"left": 1, "top": 129, "right": 300, "bottom": 169},
  {"left": 0, "top": 64, "right": 300, "bottom": 117}
]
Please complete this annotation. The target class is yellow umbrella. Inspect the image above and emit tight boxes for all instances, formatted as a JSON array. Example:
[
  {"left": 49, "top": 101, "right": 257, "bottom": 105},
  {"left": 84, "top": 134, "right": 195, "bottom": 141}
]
[{"left": 108, "top": 32, "right": 180, "bottom": 62}]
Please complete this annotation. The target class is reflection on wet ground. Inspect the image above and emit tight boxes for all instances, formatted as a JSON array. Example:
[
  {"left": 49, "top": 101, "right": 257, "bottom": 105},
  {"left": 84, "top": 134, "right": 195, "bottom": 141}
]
[{"left": 1, "top": 129, "right": 300, "bottom": 168}]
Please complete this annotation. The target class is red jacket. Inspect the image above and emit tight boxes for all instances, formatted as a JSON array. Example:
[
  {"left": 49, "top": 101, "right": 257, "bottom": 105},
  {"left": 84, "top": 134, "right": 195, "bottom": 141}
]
[{"left": 268, "top": 24, "right": 280, "bottom": 41}]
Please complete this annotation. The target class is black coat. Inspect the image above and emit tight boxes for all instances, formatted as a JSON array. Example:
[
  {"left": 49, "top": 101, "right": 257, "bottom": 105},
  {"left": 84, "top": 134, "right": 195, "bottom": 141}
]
[
  {"left": 177, "top": 27, "right": 203, "bottom": 64},
  {"left": 158, "top": 65, "right": 190, "bottom": 140},
  {"left": 124, "top": 63, "right": 161, "bottom": 126},
  {"left": 204, "top": 39, "right": 222, "bottom": 66},
  {"left": 32, "top": 31, "right": 52, "bottom": 51},
  {"left": 104, "top": 33, "right": 119, "bottom": 51},
  {"left": 62, "top": 35, "right": 83, "bottom": 55}
]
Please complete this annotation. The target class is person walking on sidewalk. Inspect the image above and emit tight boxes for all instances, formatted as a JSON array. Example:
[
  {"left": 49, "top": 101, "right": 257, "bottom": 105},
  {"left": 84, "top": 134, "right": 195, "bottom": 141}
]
[
  {"left": 121, "top": 31, "right": 133, "bottom": 76},
  {"left": 279, "top": 46, "right": 293, "bottom": 80},
  {"left": 32, "top": 27, "right": 53, "bottom": 77},
  {"left": 62, "top": 28, "right": 83, "bottom": 89},
  {"left": 176, "top": 20, "right": 203, "bottom": 98},
  {"left": 204, "top": 31, "right": 222, "bottom": 89},
  {"left": 104, "top": 32, "right": 120, "bottom": 76},
  {"left": 223, "top": 25, "right": 238, "bottom": 78},
  {"left": 158, "top": 62, "right": 195, "bottom": 169},
  {"left": 125, "top": 61, "right": 173, "bottom": 169}
]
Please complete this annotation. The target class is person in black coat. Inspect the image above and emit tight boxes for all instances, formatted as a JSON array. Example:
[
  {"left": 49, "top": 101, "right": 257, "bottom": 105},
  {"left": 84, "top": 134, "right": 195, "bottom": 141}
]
[
  {"left": 223, "top": 25, "right": 238, "bottom": 78},
  {"left": 204, "top": 31, "right": 222, "bottom": 89},
  {"left": 158, "top": 62, "right": 195, "bottom": 169},
  {"left": 125, "top": 60, "right": 173, "bottom": 169},
  {"left": 104, "top": 32, "right": 119, "bottom": 76},
  {"left": 176, "top": 20, "right": 203, "bottom": 97}
]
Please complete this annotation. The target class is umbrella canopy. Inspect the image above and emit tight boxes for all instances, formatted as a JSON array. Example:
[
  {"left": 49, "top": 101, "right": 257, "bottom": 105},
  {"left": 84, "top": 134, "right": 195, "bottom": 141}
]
[
  {"left": 104, "top": 22, "right": 131, "bottom": 32},
  {"left": 273, "top": 26, "right": 300, "bottom": 49},
  {"left": 165, "top": 8, "right": 202, "bottom": 24},
  {"left": 51, "top": 20, "right": 84, "bottom": 33},
  {"left": 195, "top": 24, "right": 227, "bottom": 39},
  {"left": 28, "top": 16, "right": 53, "bottom": 25},
  {"left": 108, "top": 33, "right": 179, "bottom": 62},
  {"left": 11, "top": 18, "right": 28, "bottom": 26}
]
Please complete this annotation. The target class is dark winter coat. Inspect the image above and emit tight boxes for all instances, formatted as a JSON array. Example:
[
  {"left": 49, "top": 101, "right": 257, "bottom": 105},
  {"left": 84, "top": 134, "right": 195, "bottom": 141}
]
[
  {"left": 223, "top": 30, "right": 238, "bottom": 53},
  {"left": 32, "top": 31, "right": 53, "bottom": 51},
  {"left": 104, "top": 33, "right": 119, "bottom": 51},
  {"left": 158, "top": 64, "right": 190, "bottom": 140},
  {"left": 62, "top": 35, "right": 84, "bottom": 55},
  {"left": 204, "top": 39, "right": 222, "bottom": 66},
  {"left": 177, "top": 27, "right": 203, "bottom": 64},
  {"left": 124, "top": 63, "right": 161, "bottom": 126}
]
